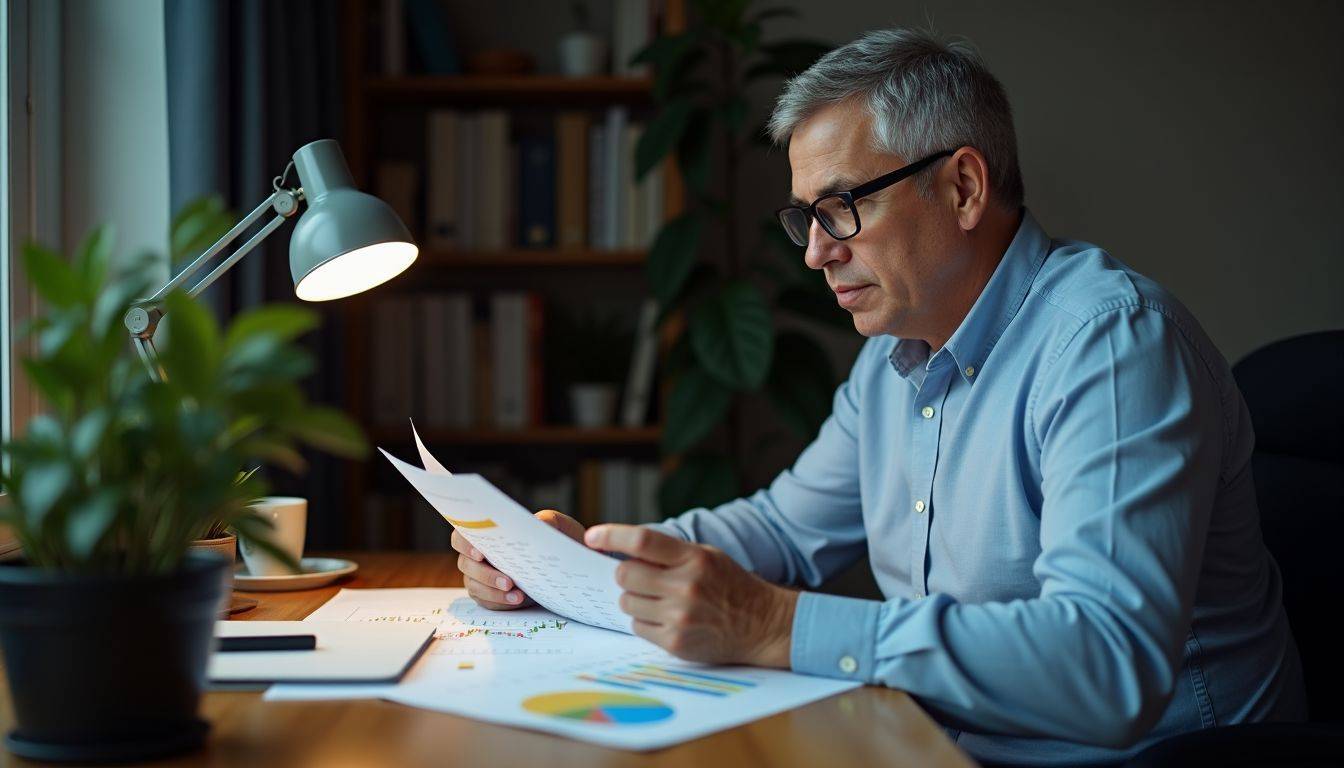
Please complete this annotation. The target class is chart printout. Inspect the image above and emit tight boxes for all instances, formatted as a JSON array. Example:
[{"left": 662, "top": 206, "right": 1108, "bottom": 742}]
[
  {"left": 264, "top": 588, "right": 862, "bottom": 750},
  {"left": 380, "top": 442, "right": 631, "bottom": 633}
]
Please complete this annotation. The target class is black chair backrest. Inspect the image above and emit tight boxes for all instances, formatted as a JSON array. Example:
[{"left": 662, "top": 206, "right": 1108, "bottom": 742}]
[{"left": 1232, "top": 330, "right": 1344, "bottom": 722}]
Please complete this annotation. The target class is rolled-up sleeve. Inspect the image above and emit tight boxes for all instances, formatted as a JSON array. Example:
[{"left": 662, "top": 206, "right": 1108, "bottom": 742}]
[{"left": 790, "top": 304, "right": 1228, "bottom": 747}]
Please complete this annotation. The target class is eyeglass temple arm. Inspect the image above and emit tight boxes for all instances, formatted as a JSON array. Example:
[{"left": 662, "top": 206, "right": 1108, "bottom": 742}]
[{"left": 849, "top": 149, "right": 957, "bottom": 200}]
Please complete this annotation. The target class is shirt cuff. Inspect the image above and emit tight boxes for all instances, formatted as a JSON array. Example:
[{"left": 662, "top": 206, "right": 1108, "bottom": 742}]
[{"left": 790, "top": 590, "right": 881, "bottom": 682}]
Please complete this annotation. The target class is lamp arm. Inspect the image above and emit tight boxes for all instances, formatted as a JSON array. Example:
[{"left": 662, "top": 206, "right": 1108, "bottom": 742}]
[{"left": 125, "top": 187, "right": 304, "bottom": 380}]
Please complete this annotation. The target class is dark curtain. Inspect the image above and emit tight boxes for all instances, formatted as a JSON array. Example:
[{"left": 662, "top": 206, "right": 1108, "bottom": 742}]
[{"left": 166, "top": 0, "right": 349, "bottom": 548}]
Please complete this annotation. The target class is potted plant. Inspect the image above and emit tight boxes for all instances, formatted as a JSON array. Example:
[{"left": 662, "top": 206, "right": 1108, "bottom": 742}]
[
  {"left": 548, "top": 308, "right": 633, "bottom": 428},
  {"left": 631, "top": 2, "right": 840, "bottom": 514},
  {"left": 0, "top": 226, "right": 366, "bottom": 762}
]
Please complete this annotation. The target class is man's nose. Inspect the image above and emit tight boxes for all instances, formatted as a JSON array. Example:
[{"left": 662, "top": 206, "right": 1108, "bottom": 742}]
[{"left": 803, "top": 219, "right": 849, "bottom": 271}]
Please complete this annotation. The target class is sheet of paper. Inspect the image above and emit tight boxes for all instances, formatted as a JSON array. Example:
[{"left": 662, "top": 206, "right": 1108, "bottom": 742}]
[
  {"left": 265, "top": 589, "right": 862, "bottom": 751},
  {"left": 380, "top": 447, "right": 630, "bottom": 633}
]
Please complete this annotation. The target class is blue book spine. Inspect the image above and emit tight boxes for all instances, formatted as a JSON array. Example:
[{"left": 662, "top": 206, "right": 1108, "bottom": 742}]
[
  {"left": 404, "top": 0, "right": 461, "bottom": 75},
  {"left": 518, "top": 135, "right": 556, "bottom": 248}
]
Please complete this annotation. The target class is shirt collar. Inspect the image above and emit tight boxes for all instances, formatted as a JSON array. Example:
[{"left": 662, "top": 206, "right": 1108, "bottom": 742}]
[{"left": 888, "top": 208, "right": 1050, "bottom": 386}]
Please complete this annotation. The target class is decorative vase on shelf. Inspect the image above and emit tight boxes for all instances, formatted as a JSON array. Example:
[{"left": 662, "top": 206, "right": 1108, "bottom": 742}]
[
  {"left": 558, "top": 31, "right": 607, "bottom": 77},
  {"left": 569, "top": 383, "right": 618, "bottom": 428}
]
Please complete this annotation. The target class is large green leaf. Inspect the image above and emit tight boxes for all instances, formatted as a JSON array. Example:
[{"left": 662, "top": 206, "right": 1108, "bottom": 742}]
[
  {"left": 74, "top": 226, "right": 115, "bottom": 296},
  {"left": 636, "top": 101, "right": 693, "bottom": 181},
  {"left": 661, "top": 366, "right": 731, "bottom": 454},
  {"left": 21, "top": 243, "right": 84, "bottom": 308},
  {"left": 765, "top": 330, "right": 836, "bottom": 438},
  {"left": 631, "top": 31, "right": 701, "bottom": 103},
  {"left": 224, "top": 304, "right": 319, "bottom": 351},
  {"left": 677, "top": 109, "right": 714, "bottom": 194},
  {"left": 658, "top": 455, "right": 738, "bottom": 519},
  {"left": 288, "top": 406, "right": 369, "bottom": 459},
  {"left": 160, "top": 291, "right": 221, "bottom": 397},
  {"left": 647, "top": 213, "right": 703, "bottom": 307},
  {"left": 171, "top": 195, "right": 235, "bottom": 267},
  {"left": 66, "top": 490, "right": 119, "bottom": 559},
  {"left": 689, "top": 280, "right": 774, "bottom": 390}
]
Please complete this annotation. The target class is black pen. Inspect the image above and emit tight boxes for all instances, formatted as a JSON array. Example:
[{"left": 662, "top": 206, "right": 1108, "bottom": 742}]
[{"left": 216, "top": 634, "right": 317, "bottom": 652}]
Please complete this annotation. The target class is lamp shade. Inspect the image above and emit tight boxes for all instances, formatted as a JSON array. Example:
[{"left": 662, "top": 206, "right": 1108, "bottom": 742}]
[{"left": 288, "top": 139, "right": 418, "bottom": 301}]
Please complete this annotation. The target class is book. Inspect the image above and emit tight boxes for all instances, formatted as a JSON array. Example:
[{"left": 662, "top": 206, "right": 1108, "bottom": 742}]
[
  {"left": 380, "top": 0, "right": 405, "bottom": 76},
  {"left": 555, "top": 112, "right": 590, "bottom": 249},
  {"left": 600, "top": 460, "right": 634, "bottom": 524},
  {"left": 634, "top": 464, "right": 661, "bottom": 523},
  {"left": 404, "top": 0, "right": 460, "bottom": 74},
  {"left": 612, "top": 0, "right": 651, "bottom": 77},
  {"left": 490, "top": 293, "right": 528, "bottom": 429},
  {"left": 426, "top": 111, "right": 459, "bottom": 249},
  {"left": 458, "top": 113, "right": 480, "bottom": 249},
  {"left": 478, "top": 111, "right": 511, "bottom": 251},
  {"left": 518, "top": 134, "right": 556, "bottom": 248},
  {"left": 577, "top": 460, "right": 602, "bottom": 527},
  {"left": 372, "top": 298, "right": 415, "bottom": 427},
  {"left": 419, "top": 293, "right": 473, "bottom": 429},
  {"left": 375, "top": 162, "right": 418, "bottom": 238},
  {"left": 601, "top": 107, "right": 628, "bottom": 250},
  {"left": 620, "top": 298, "right": 660, "bottom": 427},
  {"left": 587, "top": 124, "right": 607, "bottom": 248},
  {"left": 621, "top": 123, "right": 642, "bottom": 249}
]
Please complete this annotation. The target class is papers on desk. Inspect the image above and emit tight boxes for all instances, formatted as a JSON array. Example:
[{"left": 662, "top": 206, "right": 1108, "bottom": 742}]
[
  {"left": 378, "top": 425, "right": 630, "bottom": 633},
  {"left": 266, "top": 588, "right": 861, "bottom": 751}
]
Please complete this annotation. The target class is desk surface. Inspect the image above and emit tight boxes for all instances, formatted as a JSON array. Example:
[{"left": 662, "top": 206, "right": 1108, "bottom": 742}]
[{"left": 2, "top": 552, "right": 974, "bottom": 768}]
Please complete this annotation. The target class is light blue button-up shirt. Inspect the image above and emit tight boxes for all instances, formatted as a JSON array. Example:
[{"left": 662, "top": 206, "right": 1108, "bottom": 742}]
[{"left": 650, "top": 210, "right": 1306, "bottom": 766}]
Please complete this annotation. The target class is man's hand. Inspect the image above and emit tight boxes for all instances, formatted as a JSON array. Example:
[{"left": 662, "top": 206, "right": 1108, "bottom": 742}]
[
  {"left": 452, "top": 509, "right": 585, "bottom": 610},
  {"left": 585, "top": 524, "right": 798, "bottom": 668}
]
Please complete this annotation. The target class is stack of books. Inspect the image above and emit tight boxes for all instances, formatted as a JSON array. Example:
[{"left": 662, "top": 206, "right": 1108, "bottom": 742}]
[{"left": 377, "top": 107, "right": 665, "bottom": 253}]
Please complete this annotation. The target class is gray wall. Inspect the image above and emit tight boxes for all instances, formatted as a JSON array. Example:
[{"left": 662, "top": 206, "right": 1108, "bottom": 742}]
[
  {"left": 751, "top": 0, "right": 1344, "bottom": 366},
  {"left": 61, "top": 0, "right": 170, "bottom": 275}
]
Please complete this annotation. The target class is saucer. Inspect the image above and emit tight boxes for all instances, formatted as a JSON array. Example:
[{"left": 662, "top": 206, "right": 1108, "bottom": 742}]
[{"left": 232, "top": 557, "right": 358, "bottom": 592}]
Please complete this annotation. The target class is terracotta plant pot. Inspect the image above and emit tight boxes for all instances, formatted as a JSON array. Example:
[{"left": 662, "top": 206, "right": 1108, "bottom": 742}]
[{"left": 186, "top": 534, "right": 236, "bottom": 563}]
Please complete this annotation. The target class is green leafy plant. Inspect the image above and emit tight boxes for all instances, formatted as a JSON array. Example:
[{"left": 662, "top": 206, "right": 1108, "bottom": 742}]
[
  {"left": 0, "top": 219, "right": 367, "bottom": 574},
  {"left": 632, "top": 2, "right": 848, "bottom": 515}
]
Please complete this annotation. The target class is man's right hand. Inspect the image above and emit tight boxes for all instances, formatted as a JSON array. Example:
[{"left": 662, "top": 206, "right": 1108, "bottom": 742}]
[{"left": 451, "top": 509, "right": 586, "bottom": 610}]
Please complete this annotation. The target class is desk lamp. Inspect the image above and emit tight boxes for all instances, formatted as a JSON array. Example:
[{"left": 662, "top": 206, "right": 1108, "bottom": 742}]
[{"left": 125, "top": 138, "right": 417, "bottom": 378}]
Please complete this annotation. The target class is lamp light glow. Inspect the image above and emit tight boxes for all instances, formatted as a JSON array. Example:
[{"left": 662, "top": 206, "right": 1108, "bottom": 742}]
[{"left": 294, "top": 241, "right": 418, "bottom": 301}]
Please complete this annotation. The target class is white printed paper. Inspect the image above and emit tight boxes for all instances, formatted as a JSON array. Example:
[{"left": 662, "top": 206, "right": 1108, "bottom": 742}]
[
  {"left": 266, "top": 589, "right": 862, "bottom": 751},
  {"left": 379, "top": 443, "right": 630, "bottom": 633}
]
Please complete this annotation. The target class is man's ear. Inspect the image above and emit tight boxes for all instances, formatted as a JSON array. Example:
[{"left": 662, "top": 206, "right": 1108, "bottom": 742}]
[{"left": 945, "top": 147, "right": 991, "bottom": 231}]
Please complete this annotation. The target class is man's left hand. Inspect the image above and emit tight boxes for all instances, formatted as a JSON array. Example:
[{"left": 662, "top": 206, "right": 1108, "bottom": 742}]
[{"left": 584, "top": 524, "right": 798, "bottom": 668}]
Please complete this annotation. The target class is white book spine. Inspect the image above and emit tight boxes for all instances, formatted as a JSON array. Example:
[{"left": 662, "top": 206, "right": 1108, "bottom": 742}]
[
  {"left": 602, "top": 107, "right": 627, "bottom": 251},
  {"left": 621, "top": 298, "right": 660, "bottom": 427},
  {"left": 427, "top": 110, "right": 460, "bottom": 249},
  {"left": 588, "top": 125, "right": 607, "bottom": 248}
]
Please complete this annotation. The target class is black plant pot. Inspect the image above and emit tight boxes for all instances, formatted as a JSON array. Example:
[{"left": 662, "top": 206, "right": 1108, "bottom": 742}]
[{"left": 0, "top": 552, "right": 230, "bottom": 762}]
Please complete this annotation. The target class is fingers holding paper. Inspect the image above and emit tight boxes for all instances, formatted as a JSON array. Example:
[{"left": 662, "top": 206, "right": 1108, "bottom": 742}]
[
  {"left": 585, "top": 524, "right": 799, "bottom": 668},
  {"left": 453, "top": 509, "right": 586, "bottom": 611}
]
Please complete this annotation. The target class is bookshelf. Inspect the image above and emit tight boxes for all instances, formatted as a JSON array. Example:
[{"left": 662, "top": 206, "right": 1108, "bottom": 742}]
[{"left": 339, "top": 0, "right": 686, "bottom": 545}]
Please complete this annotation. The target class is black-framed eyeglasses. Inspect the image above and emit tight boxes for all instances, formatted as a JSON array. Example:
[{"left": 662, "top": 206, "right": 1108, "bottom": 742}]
[{"left": 775, "top": 149, "right": 955, "bottom": 247}]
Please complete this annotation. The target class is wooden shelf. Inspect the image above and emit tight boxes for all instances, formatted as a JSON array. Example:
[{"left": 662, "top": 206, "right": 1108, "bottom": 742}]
[
  {"left": 417, "top": 249, "right": 646, "bottom": 268},
  {"left": 373, "top": 425, "right": 661, "bottom": 446},
  {"left": 365, "top": 75, "right": 653, "bottom": 102}
]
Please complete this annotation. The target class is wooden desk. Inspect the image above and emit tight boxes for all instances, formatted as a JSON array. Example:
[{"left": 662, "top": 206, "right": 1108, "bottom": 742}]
[{"left": 2, "top": 552, "right": 975, "bottom": 767}]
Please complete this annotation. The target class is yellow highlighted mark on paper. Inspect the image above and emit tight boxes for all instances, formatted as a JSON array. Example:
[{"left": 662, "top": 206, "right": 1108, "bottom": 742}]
[
  {"left": 458, "top": 662, "right": 475, "bottom": 670},
  {"left": 444, "top": 517, "right": 498, "bottom": 529}
]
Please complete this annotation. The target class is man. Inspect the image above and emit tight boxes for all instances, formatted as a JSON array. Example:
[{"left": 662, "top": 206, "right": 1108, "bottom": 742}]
[{"left": 453, "top": 28, "right": 1306, "bottom": 765}]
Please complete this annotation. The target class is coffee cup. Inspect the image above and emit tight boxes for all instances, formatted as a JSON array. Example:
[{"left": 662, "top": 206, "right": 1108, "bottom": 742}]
[{"left": 239, "top": 497, "right": 307, "bottom": 576}]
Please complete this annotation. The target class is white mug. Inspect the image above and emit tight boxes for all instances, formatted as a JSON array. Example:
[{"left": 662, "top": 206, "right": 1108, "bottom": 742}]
[{"left": 239, "top": 497, "right": 307, "bottom": 576}]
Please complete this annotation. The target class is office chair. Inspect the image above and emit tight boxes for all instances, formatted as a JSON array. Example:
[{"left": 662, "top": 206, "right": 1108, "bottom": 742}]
[{"left": 1126, "top": 330, "right": 1344, "bottom": 767}]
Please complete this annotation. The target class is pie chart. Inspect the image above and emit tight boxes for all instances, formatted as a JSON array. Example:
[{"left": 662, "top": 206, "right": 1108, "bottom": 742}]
[{"left": 522, "top": 691, "right": 674, "bottom": 726}]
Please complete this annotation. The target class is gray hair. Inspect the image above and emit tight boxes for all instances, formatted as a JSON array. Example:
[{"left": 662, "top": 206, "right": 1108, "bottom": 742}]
[{"left": 768, "top": 28, "right": 1024, "bottom": 209}]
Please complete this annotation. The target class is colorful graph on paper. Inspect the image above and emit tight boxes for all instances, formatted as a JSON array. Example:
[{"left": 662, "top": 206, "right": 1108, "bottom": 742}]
[
  {"left": 522, "top": 691, "right": 675, "bottom": 726},
  {"left": 576, "top": 663, "right": 759, "bottom": 697}
]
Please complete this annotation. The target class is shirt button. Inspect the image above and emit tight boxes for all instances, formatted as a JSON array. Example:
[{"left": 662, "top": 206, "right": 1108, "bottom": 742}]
[
  {"left": 965, "top": 365, "right": 976, "bottom": 377},
  {"left": 914, "top": 499, "right": 926, "bottom": 513},
  {"left": 920, "top": 406, "right": 935, "bottom": 419},
  {"left": 913, "top": 591, "right": 924, "bottom": 599},
  {"left": 838, "top": 655, "right": 858, "bottom": 674}
]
